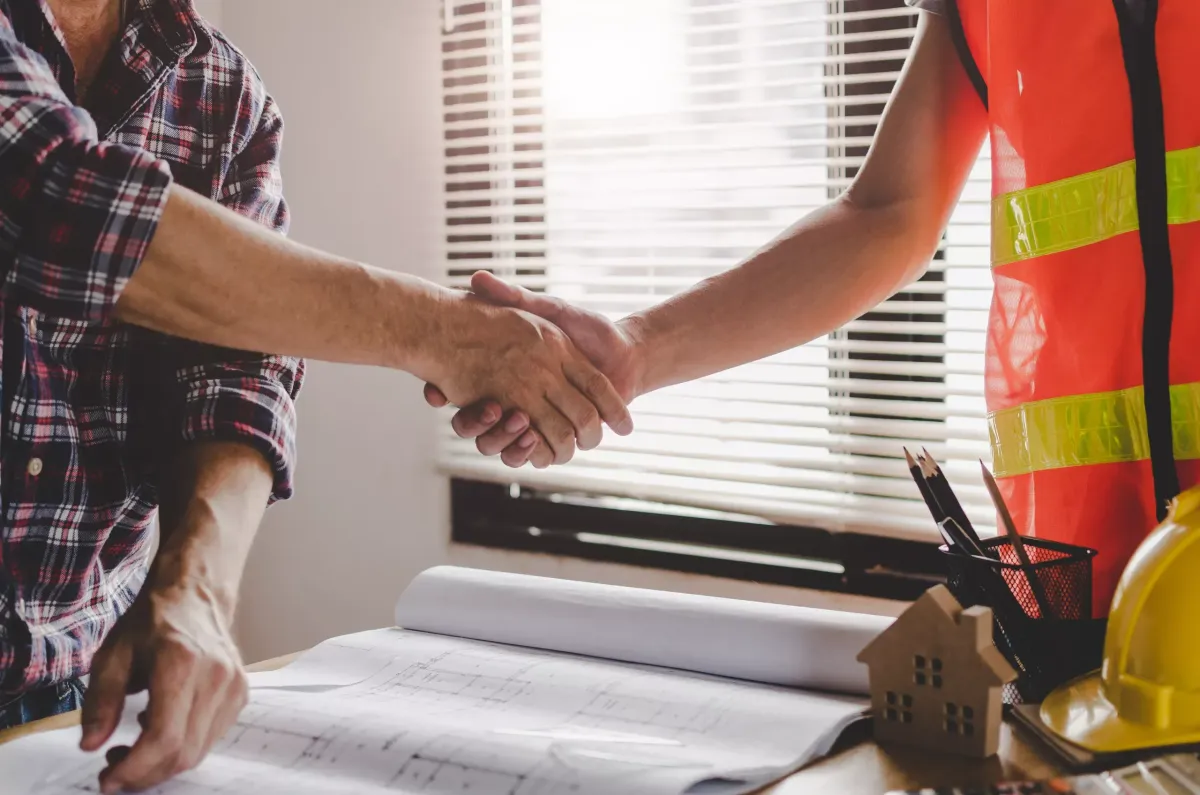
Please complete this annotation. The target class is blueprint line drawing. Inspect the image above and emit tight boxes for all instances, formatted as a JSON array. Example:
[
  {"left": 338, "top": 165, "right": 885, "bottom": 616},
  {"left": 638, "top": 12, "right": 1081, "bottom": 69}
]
[{"left": 4, "top": 567, "right": 884, "bottom": 795}]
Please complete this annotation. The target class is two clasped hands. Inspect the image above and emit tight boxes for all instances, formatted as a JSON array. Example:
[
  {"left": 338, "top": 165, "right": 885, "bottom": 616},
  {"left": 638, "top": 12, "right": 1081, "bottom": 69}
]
[{"left": 424, "top": 271, "right": 645, "bottom": 467}]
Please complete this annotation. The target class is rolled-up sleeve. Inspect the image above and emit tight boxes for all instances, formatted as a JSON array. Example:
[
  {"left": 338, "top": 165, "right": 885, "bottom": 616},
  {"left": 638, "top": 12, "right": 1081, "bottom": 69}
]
[
  {"left": 170, "top": 94, "right": 304, "bottom": 501},
  {"left": 0, "top": 15, "right": 171, "bottom": 324}
]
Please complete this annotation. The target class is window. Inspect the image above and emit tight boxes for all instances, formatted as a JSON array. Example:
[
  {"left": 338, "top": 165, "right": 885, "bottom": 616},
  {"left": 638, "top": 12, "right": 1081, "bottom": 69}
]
[
  {"left": 944, "top": 702, "right": 975, "bottom": 736},
  {"left": 439, "top": 0, "right": 994, "bottom": 588},
  {"left": 913, "top": 654, "right": 943, "bottom": 687},
  {"left": 883, "top": 691, "right": 912, "bottom": 723}
]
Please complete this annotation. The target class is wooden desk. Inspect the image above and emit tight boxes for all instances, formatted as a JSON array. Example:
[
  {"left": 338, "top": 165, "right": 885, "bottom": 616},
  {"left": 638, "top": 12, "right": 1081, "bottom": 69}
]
[{"left": 0, "top": 652, "right": 1064, "bottom": 794}]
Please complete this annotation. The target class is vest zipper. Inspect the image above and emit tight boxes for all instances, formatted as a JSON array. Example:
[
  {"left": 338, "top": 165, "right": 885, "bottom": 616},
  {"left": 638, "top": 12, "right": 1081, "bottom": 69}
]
[{"left": 1112, "top": 0, "right": 1179, "bottom": 521}]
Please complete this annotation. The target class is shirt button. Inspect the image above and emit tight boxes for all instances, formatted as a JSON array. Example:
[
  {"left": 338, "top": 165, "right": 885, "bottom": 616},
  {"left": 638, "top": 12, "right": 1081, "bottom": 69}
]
[{"left": 26, "top": 457, "right": 43, "bottom": 477}]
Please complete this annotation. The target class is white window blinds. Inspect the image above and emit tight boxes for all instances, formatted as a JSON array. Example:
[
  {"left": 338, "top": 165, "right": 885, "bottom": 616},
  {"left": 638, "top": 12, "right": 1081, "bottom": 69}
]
[{"left": 439, "top": 0, "right": 994, "bottom": 541}]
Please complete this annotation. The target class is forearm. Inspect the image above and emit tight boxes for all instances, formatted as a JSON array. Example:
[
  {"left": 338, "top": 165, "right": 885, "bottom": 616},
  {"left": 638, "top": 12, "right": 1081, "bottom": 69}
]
[
  {"left": 151, "top": 441, "right": 273, "bottom": 618},
  {"left": 624, "top": 196, "right": 937, "bottom": 396},
  {"left": 621, "top": 12, "right": 985, "bottom": 398},
  {"left": 115, "top": 185, "right": 460, "bottom": 384}
]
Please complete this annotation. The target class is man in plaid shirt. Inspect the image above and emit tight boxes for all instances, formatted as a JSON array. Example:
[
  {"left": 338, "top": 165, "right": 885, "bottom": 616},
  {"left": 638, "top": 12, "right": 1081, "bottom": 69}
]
[{"left": 0, "top": 0, "right": 633, "bottom": 790}]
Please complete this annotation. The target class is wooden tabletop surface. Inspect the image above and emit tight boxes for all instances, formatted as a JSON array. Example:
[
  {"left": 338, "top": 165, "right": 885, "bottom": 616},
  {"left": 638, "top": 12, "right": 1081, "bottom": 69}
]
[{"left": 0, "top": 651, "right": 1064, "bottom": 794}]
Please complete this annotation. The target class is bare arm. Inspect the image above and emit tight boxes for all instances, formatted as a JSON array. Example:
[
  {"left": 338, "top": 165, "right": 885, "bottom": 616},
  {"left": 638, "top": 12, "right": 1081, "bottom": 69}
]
[
  {"left": 624, "top": 12, "right": 988, "bottom": 395},
  {"left": 433, "top": 12, "right": 990, "bottom": 466},
  {"left": 118, "top": 185, "right": 482, "bottom": 382},
  {"left": 114, "top": 185, "right": 632, "bottom": 462},
  {"left": 83, "top": 442, "right": 273, "bottom": 791}
]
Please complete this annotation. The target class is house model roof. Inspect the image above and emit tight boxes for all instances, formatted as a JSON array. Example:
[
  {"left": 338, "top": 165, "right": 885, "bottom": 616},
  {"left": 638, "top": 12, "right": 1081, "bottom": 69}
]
[{"left": 857, "top": 585, "right": 1016, "bottom": 686}]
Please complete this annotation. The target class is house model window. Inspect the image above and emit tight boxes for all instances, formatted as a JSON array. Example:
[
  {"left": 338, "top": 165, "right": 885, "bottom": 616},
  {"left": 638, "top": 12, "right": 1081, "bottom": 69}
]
[
  {"left": 856, "top": 585, "right": 1016, "bottom": 758},
  {"left": 913, "top": 655, "right": 944, "bottom": 688},
  {"left": 883, "top": 691, "right": 914, "bottom": 724},
  {"left": 944, "top": 702, "right": 975, "bottom": 736}
]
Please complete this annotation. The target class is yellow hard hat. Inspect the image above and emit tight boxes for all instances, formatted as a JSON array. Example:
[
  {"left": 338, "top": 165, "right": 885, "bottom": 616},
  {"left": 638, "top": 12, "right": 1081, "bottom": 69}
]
[{"left": 1040, "top": 484, "right": 1200, "bottom": 752}]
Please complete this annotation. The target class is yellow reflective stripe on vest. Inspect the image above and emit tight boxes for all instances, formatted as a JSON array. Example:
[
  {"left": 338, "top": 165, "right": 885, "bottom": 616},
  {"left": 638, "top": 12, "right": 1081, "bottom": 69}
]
[
  {"left": 992, "top": 145, "right": 1200, "bottom": 267},
  {"left": 989, "top": 382, "right": 1200, "bottom": 478}
]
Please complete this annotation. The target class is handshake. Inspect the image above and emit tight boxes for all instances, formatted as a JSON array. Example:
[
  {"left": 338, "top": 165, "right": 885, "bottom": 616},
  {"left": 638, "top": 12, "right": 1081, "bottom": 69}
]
[{"left": 424, "top": 271, "right": 645, "bottom": 468}]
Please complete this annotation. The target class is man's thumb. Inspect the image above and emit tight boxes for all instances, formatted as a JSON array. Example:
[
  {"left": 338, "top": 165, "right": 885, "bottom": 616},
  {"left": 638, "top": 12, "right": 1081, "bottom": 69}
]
[
  {"left": 471, "top": 271, "right": 525, "bottom": 306},
  {"left": 472, "top": 271, "right": 568, "bottom": 324},
  {"left": 80, "top": 641, "right": 133, "bottom": 751},
  {"left": 424, "top": 382, "right": 449, "bottom": 408}
]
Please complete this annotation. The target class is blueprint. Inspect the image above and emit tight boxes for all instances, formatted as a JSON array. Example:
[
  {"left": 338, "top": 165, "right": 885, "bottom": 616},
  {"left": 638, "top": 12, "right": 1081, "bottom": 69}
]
[{"left": 2, "top": 568, "right": 888, "bottom": 794}]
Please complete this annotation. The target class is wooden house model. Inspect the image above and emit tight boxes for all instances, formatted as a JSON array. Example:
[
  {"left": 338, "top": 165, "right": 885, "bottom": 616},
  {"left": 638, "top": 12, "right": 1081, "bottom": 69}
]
[{"left": 856, "top": 585, "right": 1016, "bottom": 758}]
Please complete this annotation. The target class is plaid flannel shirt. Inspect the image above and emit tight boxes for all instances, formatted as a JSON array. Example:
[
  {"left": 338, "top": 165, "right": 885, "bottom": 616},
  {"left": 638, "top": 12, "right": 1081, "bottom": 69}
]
[{"left": 0, "top": 0, "right": 303, "bottom": 694}]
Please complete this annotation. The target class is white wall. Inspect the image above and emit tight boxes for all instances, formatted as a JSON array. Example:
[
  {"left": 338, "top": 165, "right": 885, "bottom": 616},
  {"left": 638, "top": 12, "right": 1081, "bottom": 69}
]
[
  {"left": 215, "top": 0, "right": 902, "bottom": 663},
  {"left": 191, "top": 0, "right": 220, "bottom": 26},
  {"left": 217, "top": 0, "right": 451, "bottom": 662}
]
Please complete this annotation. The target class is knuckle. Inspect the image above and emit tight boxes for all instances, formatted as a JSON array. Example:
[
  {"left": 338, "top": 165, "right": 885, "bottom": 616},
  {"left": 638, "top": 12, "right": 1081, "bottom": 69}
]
[
  {"left": 149, "top": 725, "right": 186, "bottom": 757},
  {"left": 578, "top": 405, "right": 600, "bottom": 430},
  {"left": 552, "top": 427, "right": 574, "bottom": 448},
  {"left": 178, "top": 747, "right": 205, "bottom": 773},
  {"left": 451, "top": 415, "right": 472, "bottom": 439},
  {"left": 208, "top": 660, "right": 233, "bottom": 689},
  {"left": 585, "top": 371, "right": 610, "bottom": 398}
]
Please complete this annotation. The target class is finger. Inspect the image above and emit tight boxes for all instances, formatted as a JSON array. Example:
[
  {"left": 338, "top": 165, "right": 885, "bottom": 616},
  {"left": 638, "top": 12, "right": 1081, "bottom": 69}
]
[
  {"left": 203, "top": 672, "right": 248, "bottom": 754},
  {"left": 547, "top": 383, "right": 604, "bottom": 453},
  {"left": 564, "top": 360, "right": 633, "bottom": 437},
  {"left": 476, "top": 411, "right": 530, "bottom": 456},
  {"left": 450, "top": 401, "right": 504, "bottom": 439},
  {"left": 101, "top": 647, "right": 197, "bottom": 794},
  {"left": 106, "top": 745, "right": 131, "bottom": 767},
  {"left": 500, "top": 430, "right": 540, "bottom": 468},
  {"left": 81, "top": 640, "right": 134, "bottom": 751},
  {"left": 423, "top": 383, "right": 449, "bottom": 408},
  {"left": 187, "top": 664, "right": 244, "bottom": 773},
  {"left": 180, "top": 674, "right": 226, "bottom": 772},
  {"left": 529, "top": 398, "right": 578, "bottom": 465},
  {"left": 528, "top": 439, "right": 555, "bottom": 469}
]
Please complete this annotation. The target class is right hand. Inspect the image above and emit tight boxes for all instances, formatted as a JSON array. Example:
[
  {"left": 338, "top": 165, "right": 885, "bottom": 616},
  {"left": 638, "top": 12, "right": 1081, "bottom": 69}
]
[
  {"left": 426, "top": 272, "right": 645, "bottom": 467},
  {"left": 429, "top": 289, "right": 634, "bottom": 465}
]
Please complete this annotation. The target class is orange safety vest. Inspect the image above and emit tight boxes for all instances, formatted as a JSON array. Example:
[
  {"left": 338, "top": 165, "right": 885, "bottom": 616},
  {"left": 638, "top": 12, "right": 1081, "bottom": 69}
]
[{"left": 948, "top": 0, "right": 1200, "bottom": 616}]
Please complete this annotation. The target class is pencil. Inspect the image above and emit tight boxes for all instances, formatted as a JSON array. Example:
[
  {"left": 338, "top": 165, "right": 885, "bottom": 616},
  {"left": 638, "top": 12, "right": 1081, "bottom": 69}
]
[
  {"left": 980, "top": 461, "right": 1055, "bottom": 619},
  {"left": 905, "top": 448, "right": 945, "bottom": 524},
  {"left": 905, "top": 448, "right": 968, "bottom": 555},
  {"left": 922, "top": 449, "right": 985, "bottom": 549}
]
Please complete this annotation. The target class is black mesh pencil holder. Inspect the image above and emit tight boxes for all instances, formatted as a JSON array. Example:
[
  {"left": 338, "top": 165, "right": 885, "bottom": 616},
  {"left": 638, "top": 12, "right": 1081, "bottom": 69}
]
[{"left": 940, "top": 534, "right": 1107, "bottom": 704}]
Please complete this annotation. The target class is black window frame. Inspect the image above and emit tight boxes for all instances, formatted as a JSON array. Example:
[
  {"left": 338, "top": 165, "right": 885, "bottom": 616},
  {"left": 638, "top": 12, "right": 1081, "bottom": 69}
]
[{"left": 452, "top": 480, "right": 948, "bottom": 602}]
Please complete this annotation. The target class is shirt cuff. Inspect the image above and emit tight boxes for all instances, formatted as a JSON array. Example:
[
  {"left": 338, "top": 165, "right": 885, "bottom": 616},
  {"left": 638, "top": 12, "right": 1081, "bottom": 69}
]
[
  {"left": 178, "top": 367, "right": 300, "bottom": 501},
  {"left": 14, "top": 136, "right": 173, "bottom": 325}
]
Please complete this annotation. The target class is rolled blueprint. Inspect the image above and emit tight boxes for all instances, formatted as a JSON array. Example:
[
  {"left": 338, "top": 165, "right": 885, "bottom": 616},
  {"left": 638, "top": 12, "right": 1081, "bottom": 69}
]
[{"left": 395, "top": 566, "right": 893, "bottom": 695}]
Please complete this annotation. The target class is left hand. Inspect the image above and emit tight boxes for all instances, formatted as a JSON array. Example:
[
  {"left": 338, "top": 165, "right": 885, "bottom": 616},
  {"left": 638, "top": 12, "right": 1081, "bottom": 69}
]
[{"left": 81, "top": 557, "right": 247, "bottom": 793}]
